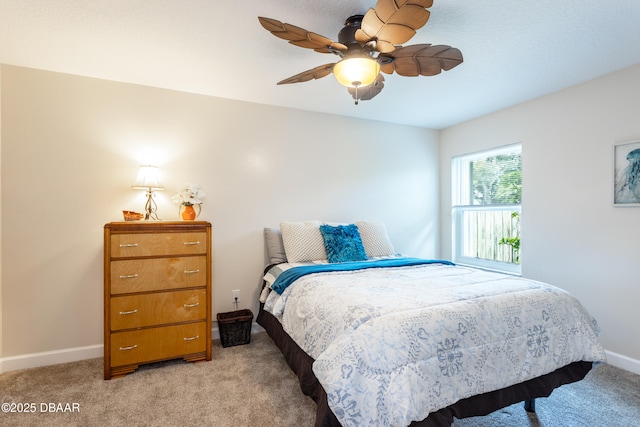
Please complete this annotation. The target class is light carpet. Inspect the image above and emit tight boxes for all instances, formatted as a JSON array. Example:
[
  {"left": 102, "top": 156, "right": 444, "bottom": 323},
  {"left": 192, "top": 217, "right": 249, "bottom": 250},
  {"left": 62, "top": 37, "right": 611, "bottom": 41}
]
[{"left": 1, "top": 332, "right": 638, "bottom": 426}]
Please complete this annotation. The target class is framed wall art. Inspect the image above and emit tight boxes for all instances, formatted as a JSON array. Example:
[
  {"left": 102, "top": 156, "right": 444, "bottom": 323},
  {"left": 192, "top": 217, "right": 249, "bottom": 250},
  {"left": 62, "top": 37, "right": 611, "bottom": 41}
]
[{"left": 613, "top": 140, "right": 640, "bottom": 206}]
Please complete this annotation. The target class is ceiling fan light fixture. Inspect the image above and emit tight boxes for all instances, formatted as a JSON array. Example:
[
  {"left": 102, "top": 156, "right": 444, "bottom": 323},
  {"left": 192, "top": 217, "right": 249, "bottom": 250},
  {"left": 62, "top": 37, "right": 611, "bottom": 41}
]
[{"left": 333, "top": 57, "right": 380, "bottom": 88}]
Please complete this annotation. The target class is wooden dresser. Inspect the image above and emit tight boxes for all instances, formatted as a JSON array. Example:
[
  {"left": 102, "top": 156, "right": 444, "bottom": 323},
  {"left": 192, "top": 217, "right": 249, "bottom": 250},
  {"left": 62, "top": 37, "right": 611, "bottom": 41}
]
[{"left": 104, "top": 221, "right": 212, "bottom": 379}]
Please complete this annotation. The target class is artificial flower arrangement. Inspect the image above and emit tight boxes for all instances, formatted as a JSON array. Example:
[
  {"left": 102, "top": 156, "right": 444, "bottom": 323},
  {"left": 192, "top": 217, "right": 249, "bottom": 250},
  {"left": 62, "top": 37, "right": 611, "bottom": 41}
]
[
  {"left": 173, "top": 184, "right": 205, "bottom": 220},
  {"left": 172, "top": 184, "right": 205, "bottom": 206}
]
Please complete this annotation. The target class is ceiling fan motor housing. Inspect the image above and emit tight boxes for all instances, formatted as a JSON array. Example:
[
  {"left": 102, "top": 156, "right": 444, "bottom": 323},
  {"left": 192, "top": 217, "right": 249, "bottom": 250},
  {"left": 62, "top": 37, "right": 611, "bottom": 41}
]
[
  {"left": 337, "top": 15, "right": 390, "bottom": 66},
  {"left": 338, "top": 15, "right": 364, "bottom": 47},
  {"left": 333, "top": 14, "right": 380, "bottom": 89}
]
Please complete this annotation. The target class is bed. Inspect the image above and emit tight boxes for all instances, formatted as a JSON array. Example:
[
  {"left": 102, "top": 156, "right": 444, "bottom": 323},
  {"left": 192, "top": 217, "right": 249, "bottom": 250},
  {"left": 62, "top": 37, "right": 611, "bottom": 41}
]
[{"left": 256, "top": 221, "right": 605, "bottom": 427}]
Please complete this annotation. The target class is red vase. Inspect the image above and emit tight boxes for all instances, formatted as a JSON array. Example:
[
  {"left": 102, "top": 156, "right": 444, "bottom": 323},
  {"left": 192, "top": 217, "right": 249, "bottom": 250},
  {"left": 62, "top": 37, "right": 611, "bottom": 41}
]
[{"left": 181, "top": 204, "right": 197, "bottom": 220}]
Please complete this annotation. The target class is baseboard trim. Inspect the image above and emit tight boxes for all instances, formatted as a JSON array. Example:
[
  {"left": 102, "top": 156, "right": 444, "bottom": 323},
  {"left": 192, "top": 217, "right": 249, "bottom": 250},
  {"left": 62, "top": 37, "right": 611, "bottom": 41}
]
[
  {"left": 2, "top": 331, "right": 637, "bottom": 377},
  {"left": 0, "top": 344, "right": 103, "bottom": 374},
  {"left": 1, "top": 323, "right": 267, "bottom": 374},
  {"left": 605, "top": 350, "right": 640, "bottom": 375}
]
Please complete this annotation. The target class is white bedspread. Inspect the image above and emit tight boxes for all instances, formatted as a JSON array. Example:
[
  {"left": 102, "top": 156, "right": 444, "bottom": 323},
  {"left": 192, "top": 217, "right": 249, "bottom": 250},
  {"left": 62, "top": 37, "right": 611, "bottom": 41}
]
[{"left": 263, "top": 262, "right": 605, "bottom": 427}]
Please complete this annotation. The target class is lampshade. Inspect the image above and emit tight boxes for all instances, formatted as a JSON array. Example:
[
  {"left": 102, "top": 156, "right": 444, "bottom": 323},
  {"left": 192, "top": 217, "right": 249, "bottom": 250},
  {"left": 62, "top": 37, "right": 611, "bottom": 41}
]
[
  {"left": 132, "top": 165, "right": 165, "bottom": 191},
  {"left": 333, "top": 57, "right": 380, "bottom": 88}
]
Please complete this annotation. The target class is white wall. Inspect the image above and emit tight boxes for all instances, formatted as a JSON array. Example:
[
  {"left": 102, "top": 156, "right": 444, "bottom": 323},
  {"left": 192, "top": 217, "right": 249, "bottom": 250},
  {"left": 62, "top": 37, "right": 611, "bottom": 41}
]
[
  {"left": 0, "top": 65, "right": 440, "bottom": 367},
  {"left": 440, "top": 64, "right": 640, "bottom": 369},
  {"left": 0, "top": 65, "right": 3, "bottom": 371}
]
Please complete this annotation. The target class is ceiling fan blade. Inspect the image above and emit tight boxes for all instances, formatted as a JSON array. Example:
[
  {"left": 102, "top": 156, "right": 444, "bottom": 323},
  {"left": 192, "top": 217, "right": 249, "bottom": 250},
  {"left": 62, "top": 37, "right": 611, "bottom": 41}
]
[
  {"left": 348, "top": 74, "right": 385, "bottom": 102},
  {"left": 383, "top": 44, "right": 463, "bottom": 76},
  {"left": 355, "top": 0, "right": 433, "bottom": 53},
  {"left": 277, "top": 63, "right": 336, "bottom": 85},
  {"left": 259, "top": 17, "right": 348, "bottom": 54}
]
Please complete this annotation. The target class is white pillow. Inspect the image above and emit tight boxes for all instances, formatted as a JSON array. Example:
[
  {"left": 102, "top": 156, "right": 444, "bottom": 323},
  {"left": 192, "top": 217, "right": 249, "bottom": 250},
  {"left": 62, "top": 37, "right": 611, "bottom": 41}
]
[
  {"left": 355, "top": 221, "right": 395, "bottom": 257},
  {"left": 280, "top": 221, "right": 327, "bottom": 263}
]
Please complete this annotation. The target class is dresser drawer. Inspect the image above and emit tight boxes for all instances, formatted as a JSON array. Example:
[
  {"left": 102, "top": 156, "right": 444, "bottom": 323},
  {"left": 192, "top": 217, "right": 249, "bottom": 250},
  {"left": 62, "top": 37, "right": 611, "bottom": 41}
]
[
  {"left": 110, "top": 256, "right": 206, "bottom": 294},
  {"left": 110, "top": 289, "right": 206, "bottom": 331},
  {"left": 110, "top": 232, "right": 208, "bottom": 258},
  {"left": 110, "top": 322, "right": 207, "bottom": 367}
]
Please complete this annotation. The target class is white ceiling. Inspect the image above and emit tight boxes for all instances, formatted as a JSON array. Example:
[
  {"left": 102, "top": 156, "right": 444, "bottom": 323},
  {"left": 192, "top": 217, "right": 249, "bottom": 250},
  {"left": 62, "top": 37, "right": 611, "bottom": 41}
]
[{"left": 1, "top": 0, "right": 640, "bottom": 129}]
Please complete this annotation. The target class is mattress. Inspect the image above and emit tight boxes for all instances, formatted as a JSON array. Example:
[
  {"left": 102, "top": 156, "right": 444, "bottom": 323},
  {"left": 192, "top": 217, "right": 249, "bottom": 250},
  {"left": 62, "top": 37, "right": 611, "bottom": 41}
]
[{"left": 260, "top": 258, "right": 605, "bottom": 427}]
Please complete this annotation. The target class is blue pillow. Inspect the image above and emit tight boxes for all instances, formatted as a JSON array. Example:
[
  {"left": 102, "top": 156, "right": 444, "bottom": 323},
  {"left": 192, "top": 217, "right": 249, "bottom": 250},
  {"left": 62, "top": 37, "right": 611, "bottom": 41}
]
[{"left": 319, "top": 224, "right": 368, "bottom": 263}]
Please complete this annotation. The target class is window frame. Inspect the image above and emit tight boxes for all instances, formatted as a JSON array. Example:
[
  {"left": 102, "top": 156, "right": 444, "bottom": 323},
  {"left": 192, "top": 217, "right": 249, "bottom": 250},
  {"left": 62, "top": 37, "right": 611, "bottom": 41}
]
[{"left": 451, "top": 143, "right": 522, "bottom": 275}]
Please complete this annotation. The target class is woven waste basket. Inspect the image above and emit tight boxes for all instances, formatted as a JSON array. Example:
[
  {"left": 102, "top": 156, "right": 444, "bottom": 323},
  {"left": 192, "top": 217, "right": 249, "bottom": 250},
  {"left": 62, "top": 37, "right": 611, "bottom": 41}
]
[{"left": 217, "top": 309, "right": 253, "bottom": 347}]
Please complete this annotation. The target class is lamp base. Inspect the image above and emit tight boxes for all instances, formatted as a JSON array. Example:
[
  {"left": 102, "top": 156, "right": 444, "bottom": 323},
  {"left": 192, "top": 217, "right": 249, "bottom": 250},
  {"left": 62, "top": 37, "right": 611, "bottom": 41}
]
[{"left": 143, "top": 190, "right": 161, "bottom": 221}]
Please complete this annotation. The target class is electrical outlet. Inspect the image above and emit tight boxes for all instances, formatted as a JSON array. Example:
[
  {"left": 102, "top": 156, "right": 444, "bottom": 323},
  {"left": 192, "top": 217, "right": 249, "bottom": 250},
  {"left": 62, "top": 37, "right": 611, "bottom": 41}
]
[{"left": 232, "top": 289, "right": 240, "bottom": 304}]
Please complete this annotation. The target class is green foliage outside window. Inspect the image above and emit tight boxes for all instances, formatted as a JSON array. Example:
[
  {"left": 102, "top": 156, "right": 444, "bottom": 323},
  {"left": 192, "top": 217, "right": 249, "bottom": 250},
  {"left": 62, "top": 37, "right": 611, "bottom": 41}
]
[
  {"left": 471, "top": 153, "right": 522, "bottom": 205},
  {"left": 499, "top": 212, "right": 521, "bottom": 263},
  {"left": 471, "top": 153, "right": 521, "bottom": 264}
]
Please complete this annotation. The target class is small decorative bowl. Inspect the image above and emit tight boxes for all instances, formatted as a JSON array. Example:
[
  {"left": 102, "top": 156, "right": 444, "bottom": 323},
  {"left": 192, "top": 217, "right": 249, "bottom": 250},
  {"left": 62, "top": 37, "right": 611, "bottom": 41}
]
[{"left": 122, "top": 210, "right": 144, "bottom": 221}]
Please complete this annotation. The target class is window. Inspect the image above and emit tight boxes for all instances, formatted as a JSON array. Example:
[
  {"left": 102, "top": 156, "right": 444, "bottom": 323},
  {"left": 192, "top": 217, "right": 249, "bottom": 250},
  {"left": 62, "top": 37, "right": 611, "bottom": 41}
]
[{"left": 452, "top": 144, "right": 521, "bottom": 274}]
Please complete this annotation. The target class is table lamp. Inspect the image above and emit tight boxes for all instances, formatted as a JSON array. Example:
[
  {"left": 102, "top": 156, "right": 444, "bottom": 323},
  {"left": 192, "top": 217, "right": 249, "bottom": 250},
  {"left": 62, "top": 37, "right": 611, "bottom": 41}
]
[{"left": 132, "top": 165, "right": 165, "bottom": 220}]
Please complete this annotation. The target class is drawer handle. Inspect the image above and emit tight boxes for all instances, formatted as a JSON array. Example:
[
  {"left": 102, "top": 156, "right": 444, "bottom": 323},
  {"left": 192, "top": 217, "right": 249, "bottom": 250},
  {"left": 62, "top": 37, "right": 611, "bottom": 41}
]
[
  {"left": 119, "top": 243, "right": 139, "bottom": 248},
  {"left": 184, "top": 335, "right": 200, "bottom": 341},
  {"left": 183, "top": 269, "right": 200, "bottom": 275},
  {"left": 183, "top": 302, "right": 200, "bottom": 308},
  {"left": 119, "top": 274, "right": 139, "bottom": 279},
  {"left": 119, "top": 344, "right": 138, "bottom": 351},
  {"left": 183, "top": 241, "right": 200, "bottom": 246},
  {"left": 119, "top": 309, "right": 138, "bottom": 315}
]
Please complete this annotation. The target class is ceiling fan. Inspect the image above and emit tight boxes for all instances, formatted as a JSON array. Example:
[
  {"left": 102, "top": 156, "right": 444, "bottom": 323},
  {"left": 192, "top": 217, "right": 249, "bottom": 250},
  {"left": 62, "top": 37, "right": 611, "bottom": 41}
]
[{"left": 258, "top": 0, "right": 463, "bottom": 104}]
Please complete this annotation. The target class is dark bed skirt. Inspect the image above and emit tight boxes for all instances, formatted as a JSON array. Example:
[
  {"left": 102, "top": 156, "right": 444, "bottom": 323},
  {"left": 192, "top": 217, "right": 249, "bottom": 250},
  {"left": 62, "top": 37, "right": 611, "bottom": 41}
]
[{"left": 257, "top": 306, "right": 593, "bottom": 427}]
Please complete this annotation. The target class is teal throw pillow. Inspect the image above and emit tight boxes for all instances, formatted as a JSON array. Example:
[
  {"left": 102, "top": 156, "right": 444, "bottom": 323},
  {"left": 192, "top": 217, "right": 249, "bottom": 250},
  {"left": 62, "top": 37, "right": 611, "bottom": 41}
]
[{"left": 319, "top": 224, "right": 368, "bottom": 263}]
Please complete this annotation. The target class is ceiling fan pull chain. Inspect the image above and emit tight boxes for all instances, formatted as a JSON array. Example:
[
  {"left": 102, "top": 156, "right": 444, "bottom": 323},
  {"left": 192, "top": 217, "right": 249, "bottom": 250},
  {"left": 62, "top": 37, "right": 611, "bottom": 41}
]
[{"left": 354, "top": 84, "right": 360, "bottom": 105}]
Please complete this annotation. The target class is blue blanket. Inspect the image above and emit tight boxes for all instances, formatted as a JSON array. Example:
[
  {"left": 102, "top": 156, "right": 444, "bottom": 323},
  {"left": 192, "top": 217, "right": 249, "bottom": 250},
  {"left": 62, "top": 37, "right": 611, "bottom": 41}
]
[{"left": 270, "top": 257, "right": 454, "bottom": 295}]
